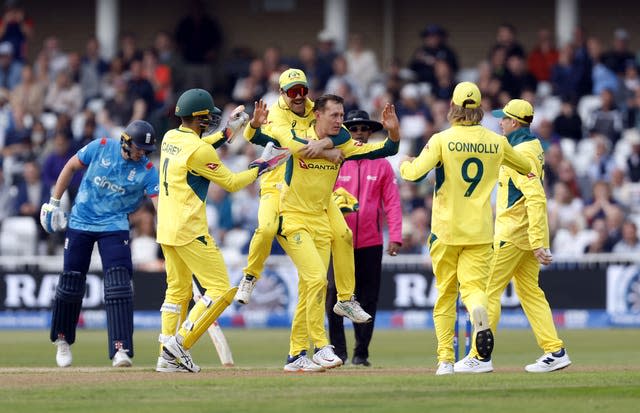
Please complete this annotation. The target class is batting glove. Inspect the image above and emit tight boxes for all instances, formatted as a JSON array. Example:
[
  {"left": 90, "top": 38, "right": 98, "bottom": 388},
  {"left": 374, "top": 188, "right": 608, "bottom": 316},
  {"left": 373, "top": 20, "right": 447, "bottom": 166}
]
[
  {"left": 223, "top": 105, "right": 250, "bottom": 144},
  {"left": 249, "top": 142, "right": 291, "bottom": 176},
  {"left": 40, "top": 197, "right": 68, "bottom": 233}
]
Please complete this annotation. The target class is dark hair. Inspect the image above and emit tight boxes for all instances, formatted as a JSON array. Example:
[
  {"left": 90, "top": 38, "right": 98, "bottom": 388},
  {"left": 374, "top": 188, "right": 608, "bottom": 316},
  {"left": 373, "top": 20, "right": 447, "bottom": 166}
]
[{"left": 313, "top": 94, "right": 344, "bottom": 112}]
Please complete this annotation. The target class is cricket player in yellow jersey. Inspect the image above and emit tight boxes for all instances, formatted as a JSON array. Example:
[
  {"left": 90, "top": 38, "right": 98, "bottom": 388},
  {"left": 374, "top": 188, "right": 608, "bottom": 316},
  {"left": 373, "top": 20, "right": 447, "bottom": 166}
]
[
  {"left": 245, "top": 95, "right": 400, "bottom": 372},
  {"left": 456, "top": 99, "right": 571, "bottom": 373},
  {"left": 399, "top": 82, "right": 532, "bottom": 376},
  {"left": 155, "top": 88, "right": 289, "bottom": 373},
  {"left": 235, "top": 68, "right": 372, "bottom": 324}
]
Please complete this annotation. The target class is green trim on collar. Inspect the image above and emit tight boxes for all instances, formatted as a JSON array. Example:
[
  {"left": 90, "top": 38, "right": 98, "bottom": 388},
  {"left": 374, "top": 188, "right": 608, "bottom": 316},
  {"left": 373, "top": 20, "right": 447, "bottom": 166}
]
[{"left": 506, "top": 128, "right": 537, "bottom": 146}]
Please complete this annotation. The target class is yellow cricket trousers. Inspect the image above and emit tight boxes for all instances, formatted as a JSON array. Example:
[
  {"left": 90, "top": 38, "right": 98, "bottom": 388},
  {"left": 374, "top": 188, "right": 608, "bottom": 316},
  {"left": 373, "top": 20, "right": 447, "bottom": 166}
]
[
  {"left": 326, "top": 199, "right": 356, "bottom": 301},
  {"left": 483, "top": 241, "right": 564, "bottom": 354},
  {"left": 243, "top": 188, "right": 281, "bottom": 279},
  {"left": 160, "top": 234, "right": 230, "bottom": 340},
  {"left": 277, "top": 212, "right": 331, "bottom": 356},
  {"left": 429, "top": 238, "right": 493, "bottom": 363},
  {"left": 244, "top": 189, "right": 355, "bottom": 300}
]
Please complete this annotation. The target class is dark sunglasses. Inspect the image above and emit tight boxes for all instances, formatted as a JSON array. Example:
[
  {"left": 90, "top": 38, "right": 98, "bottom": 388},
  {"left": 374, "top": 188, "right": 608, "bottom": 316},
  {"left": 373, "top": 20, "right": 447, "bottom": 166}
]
[
  {"left": 284, "top": 86, "right": 309, "bottom": 98},
  {"left": 348, "top": 125, "right": 370, "bottom": 133}
]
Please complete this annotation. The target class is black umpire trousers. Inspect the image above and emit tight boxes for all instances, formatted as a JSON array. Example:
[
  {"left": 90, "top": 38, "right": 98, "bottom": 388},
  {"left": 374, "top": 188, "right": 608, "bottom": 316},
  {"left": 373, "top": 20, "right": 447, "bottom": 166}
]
[{"left": 326, "top": 244, "right": 383, "bottom": 361}]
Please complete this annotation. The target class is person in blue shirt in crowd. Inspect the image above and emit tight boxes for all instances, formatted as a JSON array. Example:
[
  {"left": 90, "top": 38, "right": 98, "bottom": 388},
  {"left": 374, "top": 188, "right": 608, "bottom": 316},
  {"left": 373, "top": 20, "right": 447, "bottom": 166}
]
[{"left": 40, "top": 120, "right": 159, "bottom": 368}]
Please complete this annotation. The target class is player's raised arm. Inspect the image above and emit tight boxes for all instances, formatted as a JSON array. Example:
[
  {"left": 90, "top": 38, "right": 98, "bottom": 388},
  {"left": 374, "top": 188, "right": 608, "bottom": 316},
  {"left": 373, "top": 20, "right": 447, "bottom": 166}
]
[
  {"left": 245, "top": 100, "right": 312, "bottom": 153},
  {"left": 202, "top": 105, "right": 250, "bottom": 147},
  {"left": 381, "top": 102, "right": 400, "bottom": 142},
  {"left": 243, "top": 100, "right": 287, "bottom": 147},
  {"left": 400, "top": 136, "right": 442, "bottom": 182}
]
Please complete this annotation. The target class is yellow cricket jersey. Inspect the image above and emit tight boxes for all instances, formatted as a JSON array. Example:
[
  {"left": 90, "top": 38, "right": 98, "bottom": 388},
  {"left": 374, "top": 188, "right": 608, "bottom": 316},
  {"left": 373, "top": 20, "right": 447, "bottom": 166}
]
[
  {"left": 250, "top": 96, "right": 315, "bottom": 191},
  {"left": 157, "top": 125, "right": 258, "bottom": 246},
  {"left": 400, "top": 124, "right": 531, "bottom": 245},
  {"left": 246, "top": 125, "right": 399, "bottom": 215},
  {"left": 494, "top": 128, "right": 549, "bottom": 250}
]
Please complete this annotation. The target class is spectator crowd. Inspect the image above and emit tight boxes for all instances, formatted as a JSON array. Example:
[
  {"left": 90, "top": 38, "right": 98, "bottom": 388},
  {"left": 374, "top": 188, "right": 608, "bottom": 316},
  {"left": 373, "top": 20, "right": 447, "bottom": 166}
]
[{"left": 1, "top": 1, "right": 640, "bottom": 266}]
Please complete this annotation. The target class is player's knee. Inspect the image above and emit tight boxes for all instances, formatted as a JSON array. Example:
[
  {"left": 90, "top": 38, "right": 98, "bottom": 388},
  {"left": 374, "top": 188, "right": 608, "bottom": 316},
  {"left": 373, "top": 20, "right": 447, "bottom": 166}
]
[
  {"left": 104, "top": 266, "right": 132, "bottom": 300},
  {"left": 333, "top": 227, "right": 353, "bottom": 244},
  {"left": 165, "top": 278, "right": 195, "bottom": 303},
  {"left": 307, "top": 273, "right": 328, "bottom": 290},
  {"left": 56, "top": 271, "right": 86, "bottom": 302},
  {"left": 255, "top": 223, "right": 278, "bottom": 239},
  {"left": 514, "top": 285, "right": 542, "bottom": 300}
]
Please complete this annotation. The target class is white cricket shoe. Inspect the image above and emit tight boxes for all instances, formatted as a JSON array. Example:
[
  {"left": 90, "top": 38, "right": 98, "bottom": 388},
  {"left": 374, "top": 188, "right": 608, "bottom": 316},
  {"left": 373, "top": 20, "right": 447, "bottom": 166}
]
[
  {"left": 284, "top": 354, "right": 325, "bottom": 373},
  {"left": 454, "top": 355, "right": 494, "bottom": 373},
  {"left": 435, "top": 361, "right": 454, "bottom": 375},
  {"left": 312, "top": 345, "right": 343, "bottom": 369},
  {"left": 525, "top": 348, "right": 571, "bottom": 373},
  {"left": 235, "top": 275, "right": 257, "bottom": 305},
  {"left": 112, "top": 349, "right": 132, "bottom": 367},
  {"left": 162, "top": 335, "right": 201, "bottom": 373},
  {"left": 55, "top": 338, "right": 72, "bottom": 367},
  {"left": 156, "top": 356, "right": 190, "bottom": 373},
  {"left": 333, "top": 296, "right": 372, "bottom": 324},
  {"left": 471, "top": 306, "right": 494, "bottom": 359}
]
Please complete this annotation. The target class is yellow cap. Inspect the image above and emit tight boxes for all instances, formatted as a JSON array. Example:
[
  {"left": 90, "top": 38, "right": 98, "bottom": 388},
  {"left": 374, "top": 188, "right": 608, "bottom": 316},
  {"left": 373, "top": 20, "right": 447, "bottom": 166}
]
[
  {"left": 492, "top": 99, "right": 534, "bottom": 124},
  {"left": 279, "top": 68, "right": 308, "bottom": 91},
  {"left": 451, "top": 81, "right": 481, "bottom": 109}
]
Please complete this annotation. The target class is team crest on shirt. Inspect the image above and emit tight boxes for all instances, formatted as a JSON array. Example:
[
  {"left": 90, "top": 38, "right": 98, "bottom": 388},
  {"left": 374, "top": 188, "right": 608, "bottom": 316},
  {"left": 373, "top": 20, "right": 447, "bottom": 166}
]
[
  {"left": 206, "top": 163, "right": 219, "bottom": 171},
  {"left": 293, "top": 233, "right": 302, "bottom": 245},
  {"left": 128, "top": 169, "right": 136, "bottom": 181}
]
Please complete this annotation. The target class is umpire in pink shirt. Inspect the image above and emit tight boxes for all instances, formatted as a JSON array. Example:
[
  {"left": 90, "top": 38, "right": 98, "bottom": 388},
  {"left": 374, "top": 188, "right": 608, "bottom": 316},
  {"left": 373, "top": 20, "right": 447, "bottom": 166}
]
[{"left": 326, "top": 109, "right": 403, "bottom": 366}]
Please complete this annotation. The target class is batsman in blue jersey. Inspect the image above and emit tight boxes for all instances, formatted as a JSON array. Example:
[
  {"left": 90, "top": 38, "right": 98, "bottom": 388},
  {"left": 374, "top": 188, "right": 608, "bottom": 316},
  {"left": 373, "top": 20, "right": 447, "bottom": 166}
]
[{"left": 40, "top": 120, "right": 160, "bottom": 368}]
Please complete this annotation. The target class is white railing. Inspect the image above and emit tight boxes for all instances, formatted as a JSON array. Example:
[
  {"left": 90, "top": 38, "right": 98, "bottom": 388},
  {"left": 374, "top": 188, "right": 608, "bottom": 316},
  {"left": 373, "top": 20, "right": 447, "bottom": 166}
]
[{"left": 0, "top": 252, "right": 639, "bottom": 272}]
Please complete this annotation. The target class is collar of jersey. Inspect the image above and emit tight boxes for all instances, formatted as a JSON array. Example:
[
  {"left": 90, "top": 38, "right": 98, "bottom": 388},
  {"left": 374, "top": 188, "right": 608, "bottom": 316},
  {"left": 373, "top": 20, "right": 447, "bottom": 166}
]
[
  {"left": 178, "top": 125, "right": 200, "bottom": 136},
  {"left": 506, "top": 127, "right": 536, "bottom": 146}
]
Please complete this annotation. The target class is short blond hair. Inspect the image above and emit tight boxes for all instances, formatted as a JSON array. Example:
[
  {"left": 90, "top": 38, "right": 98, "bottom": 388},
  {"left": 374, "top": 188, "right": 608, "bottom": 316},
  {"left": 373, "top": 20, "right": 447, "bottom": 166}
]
[{"left": 447, "top": 104, "right": 484, "bottom": 125}]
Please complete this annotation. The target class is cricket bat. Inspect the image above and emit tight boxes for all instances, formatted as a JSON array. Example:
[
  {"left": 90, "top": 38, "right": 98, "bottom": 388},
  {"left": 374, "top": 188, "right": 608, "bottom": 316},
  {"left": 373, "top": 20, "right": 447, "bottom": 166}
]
[{"left": 207, "top": 321, "right": 234, "bottom": 367}]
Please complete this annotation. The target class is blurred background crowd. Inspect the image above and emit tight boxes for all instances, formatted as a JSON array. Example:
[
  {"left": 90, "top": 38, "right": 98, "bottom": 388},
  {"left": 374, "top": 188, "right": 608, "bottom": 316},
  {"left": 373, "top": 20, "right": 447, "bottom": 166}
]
[{"left": 1, "top": 0, "right": 639, "bottom": 269}]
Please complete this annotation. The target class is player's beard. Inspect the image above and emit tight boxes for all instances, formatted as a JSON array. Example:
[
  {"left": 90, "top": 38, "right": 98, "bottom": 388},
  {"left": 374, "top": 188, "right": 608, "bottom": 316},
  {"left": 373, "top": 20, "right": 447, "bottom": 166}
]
[{"left": 289, "top": 99, "right": 306, "bottom": 115}]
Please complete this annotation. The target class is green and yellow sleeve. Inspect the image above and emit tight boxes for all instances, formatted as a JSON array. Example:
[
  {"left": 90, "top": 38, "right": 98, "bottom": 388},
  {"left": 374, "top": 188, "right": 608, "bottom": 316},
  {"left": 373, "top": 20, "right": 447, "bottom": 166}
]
[{"left": 187, "top": 144, "right": 258, "bottom": 193}]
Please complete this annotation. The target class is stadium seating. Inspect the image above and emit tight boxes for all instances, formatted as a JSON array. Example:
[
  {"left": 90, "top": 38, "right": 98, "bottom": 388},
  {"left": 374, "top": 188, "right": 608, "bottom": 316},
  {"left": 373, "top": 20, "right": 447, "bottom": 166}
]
[{"left": 0, "top": 216, "right": 38, "bottom": 256}]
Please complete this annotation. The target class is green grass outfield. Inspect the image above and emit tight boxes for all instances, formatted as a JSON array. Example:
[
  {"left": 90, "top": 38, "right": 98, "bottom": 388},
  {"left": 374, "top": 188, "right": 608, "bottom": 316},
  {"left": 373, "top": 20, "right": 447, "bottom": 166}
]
[{"left": 1, "top": 328, "right": 639, "bottom": 413}]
